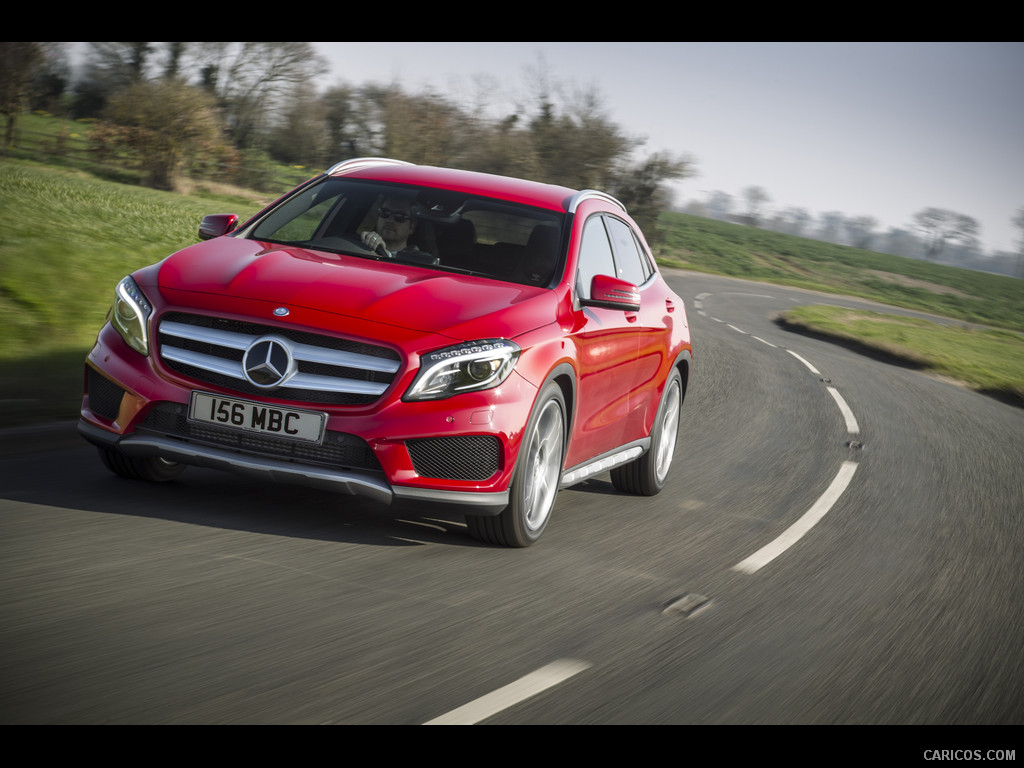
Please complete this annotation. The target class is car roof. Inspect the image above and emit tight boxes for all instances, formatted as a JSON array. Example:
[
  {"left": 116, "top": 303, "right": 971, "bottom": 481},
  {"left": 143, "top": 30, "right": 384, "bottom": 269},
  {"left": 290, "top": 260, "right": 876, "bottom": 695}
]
[{"left": 326, "top": 158, "right": 625, "bottom": 215}]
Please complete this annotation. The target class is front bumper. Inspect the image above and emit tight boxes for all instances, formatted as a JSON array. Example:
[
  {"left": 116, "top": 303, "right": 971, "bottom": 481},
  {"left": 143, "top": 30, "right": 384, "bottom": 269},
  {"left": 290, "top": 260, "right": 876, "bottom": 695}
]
[{"left": 80, "top": 324, "right": 538, "bottom": 513}]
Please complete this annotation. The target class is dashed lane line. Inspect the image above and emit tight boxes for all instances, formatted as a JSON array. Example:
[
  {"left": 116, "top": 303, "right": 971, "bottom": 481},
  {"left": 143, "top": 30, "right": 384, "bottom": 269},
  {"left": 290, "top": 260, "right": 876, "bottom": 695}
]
[
  {"left": 827, "top": 387, "right": 861, "bottom": 435},
  {"left": 424, "top": 659, "right": 592, "bottom": 725},
  {"left": 733, "top": 461, "right": 860, "bottom": 574},
  {"left": 697, "top": 293, "right": 864, "bottom": 575}
]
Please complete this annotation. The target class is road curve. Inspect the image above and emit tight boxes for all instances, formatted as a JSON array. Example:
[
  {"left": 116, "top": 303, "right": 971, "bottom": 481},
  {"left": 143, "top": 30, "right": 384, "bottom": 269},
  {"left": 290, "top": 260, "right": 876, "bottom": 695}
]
[{"left": 0, "top": 270, "right": 1021, "bottom": 725}]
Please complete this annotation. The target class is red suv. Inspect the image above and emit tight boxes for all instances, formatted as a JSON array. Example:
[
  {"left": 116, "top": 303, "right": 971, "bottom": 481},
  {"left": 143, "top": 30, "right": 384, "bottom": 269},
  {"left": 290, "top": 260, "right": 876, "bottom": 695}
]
[{"left": 79, "top": 159, "right": 692, "bottom": 546}]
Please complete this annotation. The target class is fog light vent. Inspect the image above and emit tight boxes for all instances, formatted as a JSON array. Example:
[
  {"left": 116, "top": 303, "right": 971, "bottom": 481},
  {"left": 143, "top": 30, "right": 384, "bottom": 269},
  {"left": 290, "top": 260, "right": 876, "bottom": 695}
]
[{"left": 407, "top": 436, "right": 501, "bottom": 480}]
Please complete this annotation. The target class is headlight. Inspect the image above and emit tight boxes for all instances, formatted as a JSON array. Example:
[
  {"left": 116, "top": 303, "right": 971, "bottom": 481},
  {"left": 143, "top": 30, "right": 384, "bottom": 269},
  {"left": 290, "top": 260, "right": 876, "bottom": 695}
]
[
  {"left": 110, "top": 276, "right": 152, "bottom": 356},
  {"left": 405, "top": 339, "right": 521, "bottom": 401}
]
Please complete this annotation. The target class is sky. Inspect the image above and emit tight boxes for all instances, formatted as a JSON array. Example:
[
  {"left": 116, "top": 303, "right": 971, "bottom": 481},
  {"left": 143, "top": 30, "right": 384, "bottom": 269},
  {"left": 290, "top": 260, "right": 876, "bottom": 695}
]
[{"left": 309, "top": 42, "right": 1024, "bottom": 255}]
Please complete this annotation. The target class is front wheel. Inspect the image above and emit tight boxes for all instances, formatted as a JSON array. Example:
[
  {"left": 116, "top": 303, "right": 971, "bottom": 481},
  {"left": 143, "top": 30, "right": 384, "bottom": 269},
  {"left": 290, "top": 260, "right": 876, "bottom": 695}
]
[
  {"left": 610, "top": 368, "right": 682, "bottom": 496},
  {"left": 98, "top": 447, "right": 186, "bottom": 483},
  {"left": 467, "top": 383, "right": 566, "bottom": 547}
]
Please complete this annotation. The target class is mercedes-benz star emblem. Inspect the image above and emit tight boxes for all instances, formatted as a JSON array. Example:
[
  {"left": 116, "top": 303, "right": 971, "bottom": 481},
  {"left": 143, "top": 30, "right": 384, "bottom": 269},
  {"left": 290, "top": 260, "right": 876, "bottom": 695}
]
[{"left": 243, "top": 338, "right": 295, "bottom": 388}]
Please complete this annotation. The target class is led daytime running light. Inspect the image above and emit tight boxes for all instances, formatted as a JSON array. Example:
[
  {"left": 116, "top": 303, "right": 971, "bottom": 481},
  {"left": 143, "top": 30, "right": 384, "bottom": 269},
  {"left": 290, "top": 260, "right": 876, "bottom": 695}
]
[
  {"left": 406, "top": 339, "right": 521, "bottom": 400},
  {"left": 111, "top": 276, "right": 152, "bottom": 355}
]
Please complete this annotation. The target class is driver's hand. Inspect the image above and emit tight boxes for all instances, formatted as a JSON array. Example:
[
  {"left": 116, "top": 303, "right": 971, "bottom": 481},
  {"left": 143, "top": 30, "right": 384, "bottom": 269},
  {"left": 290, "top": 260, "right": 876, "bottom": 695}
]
[{"left": 361, "top": 230, "right": 388, "bottom": 255}]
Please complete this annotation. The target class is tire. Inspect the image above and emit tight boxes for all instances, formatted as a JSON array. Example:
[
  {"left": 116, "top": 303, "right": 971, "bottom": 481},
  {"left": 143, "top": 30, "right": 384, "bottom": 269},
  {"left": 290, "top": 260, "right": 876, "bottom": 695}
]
[
  {"left": 610, "top": 368, "right": 682, "bottom": 496},
  {"left": 467, "top": 383, "right": 566, "bottom": 547},
  {"left": 98, "top": 447, "right": 186, "bottom": 483}
]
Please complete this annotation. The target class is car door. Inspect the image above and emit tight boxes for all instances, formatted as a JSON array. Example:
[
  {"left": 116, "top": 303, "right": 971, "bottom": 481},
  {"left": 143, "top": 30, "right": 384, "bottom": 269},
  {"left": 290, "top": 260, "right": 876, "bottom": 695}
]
[
  {"left": 565, "top": 214, "right": 643, "bottom": 468},
  {"left": 602, "top": 215, "right": 675, "bottom": 442}
]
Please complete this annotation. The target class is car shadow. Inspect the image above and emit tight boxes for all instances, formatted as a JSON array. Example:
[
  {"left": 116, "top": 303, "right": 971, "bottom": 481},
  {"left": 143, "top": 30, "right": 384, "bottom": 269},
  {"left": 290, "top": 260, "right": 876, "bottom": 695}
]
[{"left": 1, "top": 438, "right": 497, "bottom": 549}]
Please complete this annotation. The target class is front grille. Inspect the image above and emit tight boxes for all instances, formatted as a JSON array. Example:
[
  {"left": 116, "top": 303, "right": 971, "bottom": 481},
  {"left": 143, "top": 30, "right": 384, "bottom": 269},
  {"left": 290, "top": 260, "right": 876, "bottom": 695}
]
[
  {"left": 157, "top": 313, "right": 402, "bottom": 406},
  {"left": 137, "top": 402, "right": 383, "bottom": 473},
  {"left": 88, "top": 368, "right": 125, "bottom": 420},
  {"left": 407, "top": 436, "right": 502, "bottom": 480}
]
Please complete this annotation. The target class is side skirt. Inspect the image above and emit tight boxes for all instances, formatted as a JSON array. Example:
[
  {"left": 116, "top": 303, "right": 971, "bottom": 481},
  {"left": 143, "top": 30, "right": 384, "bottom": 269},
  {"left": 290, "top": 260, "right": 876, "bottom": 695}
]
[{"left": 559, "top": 439, "right": 650, "bottom": 489}]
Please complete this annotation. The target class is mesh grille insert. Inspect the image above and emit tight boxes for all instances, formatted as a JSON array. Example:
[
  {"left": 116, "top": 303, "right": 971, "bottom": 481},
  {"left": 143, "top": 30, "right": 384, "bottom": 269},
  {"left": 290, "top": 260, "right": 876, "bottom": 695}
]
[{"left": 407, "top": 436, "right": 501, "bottom": 481}]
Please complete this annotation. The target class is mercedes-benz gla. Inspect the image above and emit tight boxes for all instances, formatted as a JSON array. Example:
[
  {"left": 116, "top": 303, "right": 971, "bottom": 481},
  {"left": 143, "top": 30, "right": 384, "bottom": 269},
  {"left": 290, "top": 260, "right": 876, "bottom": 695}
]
[{"left": 79, "top": 158, "right": 692, "bottom": 546}]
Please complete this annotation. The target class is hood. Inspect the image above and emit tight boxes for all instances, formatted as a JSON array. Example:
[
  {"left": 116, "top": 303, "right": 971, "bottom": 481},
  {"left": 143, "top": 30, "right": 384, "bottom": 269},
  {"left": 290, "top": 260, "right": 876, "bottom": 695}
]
[{"left": 154, "top": 237, "right": 558, "bottom": 340}]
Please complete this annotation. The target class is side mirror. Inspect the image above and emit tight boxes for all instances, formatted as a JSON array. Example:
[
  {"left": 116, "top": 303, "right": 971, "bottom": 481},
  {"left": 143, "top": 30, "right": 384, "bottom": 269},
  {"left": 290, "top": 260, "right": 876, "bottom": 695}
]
[
  {"left": 198, "top": 214, "right": 239, "bottom": 241},
  {"left": 581, "top": 274, "right": 641, "bottom": 312}
]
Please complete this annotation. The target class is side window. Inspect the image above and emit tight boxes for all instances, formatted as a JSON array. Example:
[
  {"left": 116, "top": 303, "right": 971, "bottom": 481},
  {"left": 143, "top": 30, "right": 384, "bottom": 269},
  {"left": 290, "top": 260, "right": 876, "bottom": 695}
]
[
  {"left": 604, "top": 216, "right": 650, "bottom": 286},
  {"left": 576, "top": 215, "right": 616, "bottom": 300}
]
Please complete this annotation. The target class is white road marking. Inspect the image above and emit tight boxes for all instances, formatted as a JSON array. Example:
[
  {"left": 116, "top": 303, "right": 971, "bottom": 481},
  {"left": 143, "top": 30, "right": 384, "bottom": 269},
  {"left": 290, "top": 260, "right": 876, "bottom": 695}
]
[
  {"left": 697, "top": 293, "right": 865, "bottom": 575},
  {"left": 423, "top": 659, "right": 591, "bottom": 725},
  {"left": 733, "top": 461, "right": 859, "bottom": 574},
  {"left": 787, "top": 349, "right": 821, "bottom": 375},
  {"left": 752, "top": 336, "right": 777, "bottom": 348},
  {"left": 827, "top": 387, "right": 860, "bottom": 434}
]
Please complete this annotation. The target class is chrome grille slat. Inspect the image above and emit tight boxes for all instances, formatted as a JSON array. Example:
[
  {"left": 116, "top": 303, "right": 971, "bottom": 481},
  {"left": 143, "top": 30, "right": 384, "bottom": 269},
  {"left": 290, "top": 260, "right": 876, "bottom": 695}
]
[
  {"left": 162, "top": 346, "right": 248, "bottom": 380},
  {"left": 161, "top": 320, "right": 253, "bottom": 350},
  {"left": 286, "top": 372, "right": 389, "bottom": 395},
  {"left": 158, "top": 313, "right": 401, "bottom": 405},
  {"left": 289, "top": 341, "right": 399, "bottom": 373}
]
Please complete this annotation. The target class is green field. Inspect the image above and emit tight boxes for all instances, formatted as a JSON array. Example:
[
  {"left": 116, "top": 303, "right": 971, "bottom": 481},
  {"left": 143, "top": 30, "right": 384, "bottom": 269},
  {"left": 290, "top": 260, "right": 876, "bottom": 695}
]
[
  {"left": 0, "top": 160, "right": 268, "bottom": 425},
  {"left": 655, "top": 211, "right": 1024, "bottom": 331},
  {"left": 1, "top": 158, "right": 1022, "bottom": 427},
  {"left": 653, "top": 211, "right": 1024, "bottom": 406}
]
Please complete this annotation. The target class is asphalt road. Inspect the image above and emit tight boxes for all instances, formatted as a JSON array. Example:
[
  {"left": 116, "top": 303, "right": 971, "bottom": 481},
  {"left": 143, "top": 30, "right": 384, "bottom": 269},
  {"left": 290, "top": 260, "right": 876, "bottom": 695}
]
[{"left": 1, "top": 270, "right": 1022, "bottom": 726}]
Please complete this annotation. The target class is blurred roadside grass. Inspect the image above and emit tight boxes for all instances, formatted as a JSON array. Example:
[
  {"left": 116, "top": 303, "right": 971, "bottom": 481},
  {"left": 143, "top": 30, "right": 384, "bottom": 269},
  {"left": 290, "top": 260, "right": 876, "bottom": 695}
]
[
  {"left": 775, "top": 306, "right": 1024, "bottom": 405},
  {"left": 1, "top": 160, "right": 266, "bottom": 426},
  {"left": 1, "top": 159, "right": 1023, "bottom": 428}
]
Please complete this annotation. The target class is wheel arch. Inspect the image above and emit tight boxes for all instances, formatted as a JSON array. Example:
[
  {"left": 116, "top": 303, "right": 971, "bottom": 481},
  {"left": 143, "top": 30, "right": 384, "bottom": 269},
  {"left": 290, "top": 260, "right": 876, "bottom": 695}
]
[
  {"left": 673, "top": 347, "right": 692, "bottom": 405},
  {"left": 544, "top": 362, "right": 577, "bottom": 446}
]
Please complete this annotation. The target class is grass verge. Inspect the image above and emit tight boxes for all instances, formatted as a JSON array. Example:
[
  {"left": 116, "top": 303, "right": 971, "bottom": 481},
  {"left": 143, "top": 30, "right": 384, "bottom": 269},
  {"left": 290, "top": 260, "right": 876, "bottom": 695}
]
[{"left": 777, "top": 306, "right": 1024, "bottom": 406}]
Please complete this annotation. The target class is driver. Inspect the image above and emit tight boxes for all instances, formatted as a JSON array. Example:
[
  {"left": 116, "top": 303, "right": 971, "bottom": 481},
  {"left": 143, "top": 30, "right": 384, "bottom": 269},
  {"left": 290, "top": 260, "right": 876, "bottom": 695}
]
[{"left": 361, "top": 197, "right": 417, "bottom": 257}]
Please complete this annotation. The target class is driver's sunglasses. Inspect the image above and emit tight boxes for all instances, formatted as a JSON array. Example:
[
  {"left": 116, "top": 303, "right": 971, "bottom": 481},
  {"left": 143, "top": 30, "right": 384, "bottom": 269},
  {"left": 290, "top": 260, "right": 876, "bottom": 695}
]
[{"left": 378, "top": 207, "right": 411, "bottom": 223}]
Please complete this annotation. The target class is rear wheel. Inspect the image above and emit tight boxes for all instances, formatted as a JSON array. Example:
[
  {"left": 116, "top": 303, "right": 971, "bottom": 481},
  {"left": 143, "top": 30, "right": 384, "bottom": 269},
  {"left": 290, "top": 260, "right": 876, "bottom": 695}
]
[
  {"left": 610, "top": 368, "right": 682, "bottom": 496},
  {"left": 98, "top": 447, "right": 186, "bottom": 483},
  {"left": 467, "top": 383, "right": 566, "bottom": 547}
]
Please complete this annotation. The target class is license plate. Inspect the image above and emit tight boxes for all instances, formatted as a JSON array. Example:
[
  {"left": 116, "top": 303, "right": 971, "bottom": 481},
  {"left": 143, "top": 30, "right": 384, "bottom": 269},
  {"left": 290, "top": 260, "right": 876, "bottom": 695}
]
[{"left": 188, "top": 392, "right": 326, "bottom": 443}]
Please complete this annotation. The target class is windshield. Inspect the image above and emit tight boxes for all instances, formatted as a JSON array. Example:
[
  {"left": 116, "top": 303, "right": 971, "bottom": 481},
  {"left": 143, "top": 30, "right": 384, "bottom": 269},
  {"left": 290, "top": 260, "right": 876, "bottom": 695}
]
[{"left": 243, "top": 178, "right": 567, "bottom": 287}]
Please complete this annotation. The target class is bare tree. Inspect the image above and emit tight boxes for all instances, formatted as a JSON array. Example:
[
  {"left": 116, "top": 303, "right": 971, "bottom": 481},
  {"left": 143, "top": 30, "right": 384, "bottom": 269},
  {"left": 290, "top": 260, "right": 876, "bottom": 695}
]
[
  {"left": 742, "top": 186, "right": 770, "bottom": 226},
  {"left": 524, "top": 73, "right": 631, "bottom": 190},
  {"left": 705, "top": 191, "right": 733, "bottom": 221},
  {"left": 162, "top": 42, "right": 188, "bottom": 80},
  {"left": 610, "top": 151, "right": 694, "bottom": 241},
  {"left": 268, "top": 79, "right": 330, "bottom": 166},
  {"left": 28, "top": 43, "right": 71, "bottom": 115},
  {"left": 73, "top": 42, "right": 156, "bottom": 117},
  {"left": 0, "top": 42, "right": 43, "bottom": 149},
  {"left": 844, "top": 215, "right": 878, "bottom": 250},
  {"left": 816, "top": 211, "right": 846, "bottom": 244},
  {"left": 773, "top": 206, "right": 812, "bottom": 236},
  {"left": 1013, "top": 206, "right": 1024, "bottom": 277},
  {"left": 192, "top": 42, "right": 328, "bottom": 149},
  {"left": 912, "top": 207, "right": 980, "bottom": 260}
]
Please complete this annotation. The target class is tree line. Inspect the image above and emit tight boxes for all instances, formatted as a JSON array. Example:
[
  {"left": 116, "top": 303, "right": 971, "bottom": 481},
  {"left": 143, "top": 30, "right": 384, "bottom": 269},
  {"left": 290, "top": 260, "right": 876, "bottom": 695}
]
[
  {"left": 0, "top": 42, "right": 690, "bottom": 240},
  {"left": 2, "top": 42, "right": 1020, "bottom": 273},
  {"left": 690, "top": 186, "right": 1023, "bottom": 277}
]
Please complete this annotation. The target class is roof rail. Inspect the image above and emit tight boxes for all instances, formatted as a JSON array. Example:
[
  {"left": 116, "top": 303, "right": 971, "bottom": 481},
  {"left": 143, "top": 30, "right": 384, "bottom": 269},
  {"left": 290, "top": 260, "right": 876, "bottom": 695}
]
[
  {"left": 567, "top": 189, "right": 626, "bottom": 214},
  {"left": 326, "top": 157, "right": 413, "bottom": 175}
]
